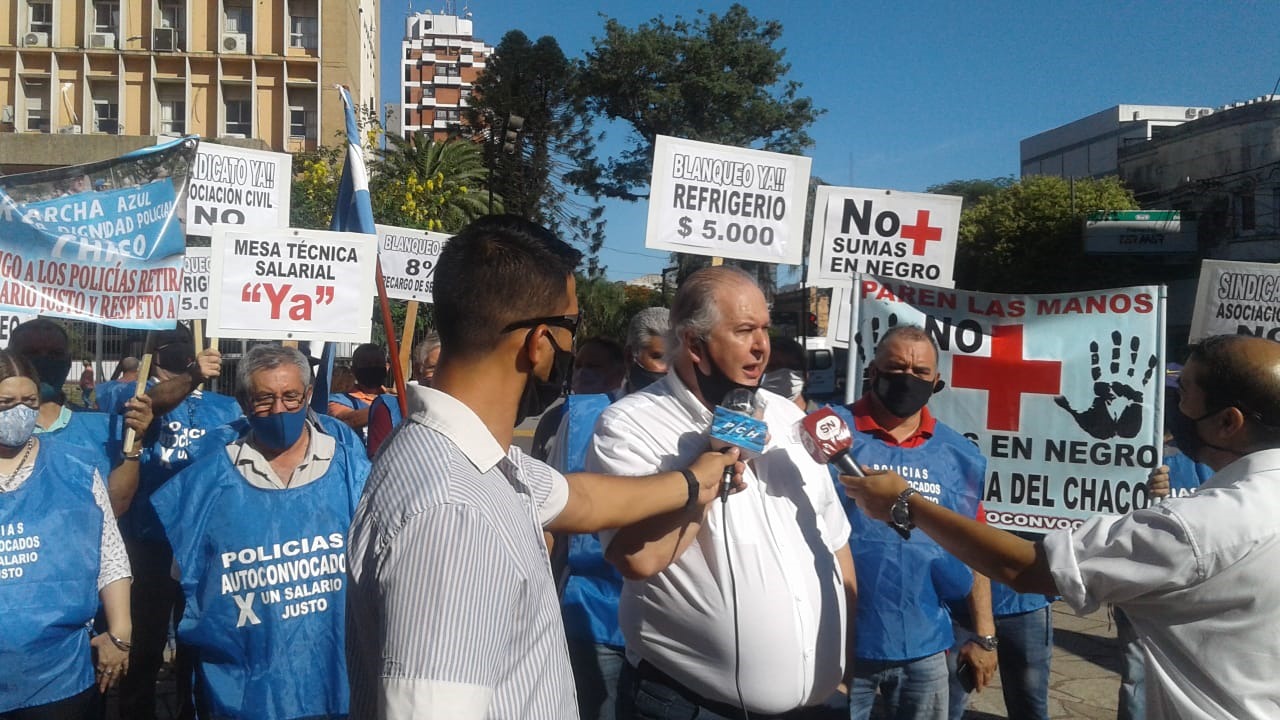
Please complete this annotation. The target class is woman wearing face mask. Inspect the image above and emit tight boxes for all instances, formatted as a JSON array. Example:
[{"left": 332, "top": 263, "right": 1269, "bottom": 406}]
[{"left": 0, "top": 350, "right": 133, "bottom": 717}]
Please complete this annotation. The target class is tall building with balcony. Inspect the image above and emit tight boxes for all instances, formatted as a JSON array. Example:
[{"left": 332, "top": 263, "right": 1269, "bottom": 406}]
[
  {"left": 399, "top": 10, "right": 491, "bottom": 140},
  {"left": 0, "top": 0, "right": 378, "bottom": 173}
]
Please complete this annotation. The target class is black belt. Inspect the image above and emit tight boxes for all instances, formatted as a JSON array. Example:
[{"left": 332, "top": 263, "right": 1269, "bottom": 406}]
[{"left": 633, "top": 659, "right": 814, "bottom": 720}]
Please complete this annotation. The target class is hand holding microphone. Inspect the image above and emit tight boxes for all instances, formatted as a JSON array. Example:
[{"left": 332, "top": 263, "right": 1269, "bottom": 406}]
[
  {"left": 798, "top": 407, "right": 911, "bottom": 540},
  {"left": 708, "top": 388, "right": 768, "bottom": 502}
]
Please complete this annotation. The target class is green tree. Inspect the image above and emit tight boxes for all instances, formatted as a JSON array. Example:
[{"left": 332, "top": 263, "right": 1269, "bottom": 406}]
[
  {"left": 574, "top": 275, "right": 666, "bottom": 344},
  {"left": 289, "top": 143, "right": 345, "bottom": 230},
  {"left": 466, "top": 31, "right": 606, "bottom": 272},
  {"left": 370, "top": 133, "right": 493, "bottom": 233},
  {"left": 926, "top": 176, "right": 1015, "bottom": 211},
  {"left": 957, "top": 175, "right": 1142, "bottom": 293}
]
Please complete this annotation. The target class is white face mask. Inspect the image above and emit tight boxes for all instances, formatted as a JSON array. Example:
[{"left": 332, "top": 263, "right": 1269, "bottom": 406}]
[
  {"left": 0, "top": 404, "right": 37, "bottom": 448},
  {"left": 761, "top": 369, "right": 805, "bottom": 401}
]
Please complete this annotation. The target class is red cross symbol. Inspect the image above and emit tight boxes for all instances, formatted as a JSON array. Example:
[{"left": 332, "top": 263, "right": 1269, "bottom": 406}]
[
  {"left": 899, "top": 210, "right": 943, "bottom": 256},
  {"left": 951, "top": 325, "right": 1062, "bottom": 432}
]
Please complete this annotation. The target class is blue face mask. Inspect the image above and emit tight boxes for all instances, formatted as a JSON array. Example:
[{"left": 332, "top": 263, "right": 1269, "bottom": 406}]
[
  {"left": 0, "top": 404, "right": 37, "bottom": 448},
  {"left": 248, "top": 405, "right": 308, "bottom": 451}
]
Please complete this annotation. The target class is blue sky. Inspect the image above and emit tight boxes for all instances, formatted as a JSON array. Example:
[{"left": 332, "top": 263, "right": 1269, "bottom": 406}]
[{"left": 380, "top": 1, "right": 1280, "bottom": 284}]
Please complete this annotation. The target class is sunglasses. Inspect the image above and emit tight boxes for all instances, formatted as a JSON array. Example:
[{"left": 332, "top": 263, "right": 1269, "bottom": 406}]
[{"left": 501, "top": 314, "right": 581, "bottom": 338}]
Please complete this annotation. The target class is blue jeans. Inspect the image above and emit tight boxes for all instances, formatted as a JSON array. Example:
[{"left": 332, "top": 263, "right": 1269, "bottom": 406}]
[
  {"left": 946, "top": 606, "right": 1052, "bottom": 720},
  {"left": 618, "top": 661, "right": 845, "bottom": 720},
  {"left": 848, "top": 652, "right": 949, "bottom": 720},
  {"left": 1114, "top": 607, "right": 1145, "bottom": 720},
  {"left": 568, "top": 638, "right": 626, "bottom": 720}
]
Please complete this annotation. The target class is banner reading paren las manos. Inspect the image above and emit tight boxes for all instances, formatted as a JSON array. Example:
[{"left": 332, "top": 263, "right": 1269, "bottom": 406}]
[
  {"left": 847, "top": 276, "right": 1167, "bottom": 532},
  {"left": 0, "top": 137, "right": 198, "bottom": 329}
]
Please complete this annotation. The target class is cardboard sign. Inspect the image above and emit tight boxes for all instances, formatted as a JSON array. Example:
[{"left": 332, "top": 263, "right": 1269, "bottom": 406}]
[
  {"left": 0, "top": 138, "right": 197, "bottom": 329},
  {"left": 375, "top": 224, "right": 449, "bottom": 303},
  {"left": 846, "top": 276, "right": 1166, "bottom": 532},
  {"left": 187, "top": 143, "right": 291, "bottom": 238},
  {"left": 178, "top": 247, "right": 211, "bottom": 320},
  {"left": 808, "top": 186, "right": 961, "bottom": 288},
  {"left": 646, "top": 135, "right": 811, "bottom": 265},
  {"left": 1189, "top": 259, "right": 1280, "bottom": 342},
  {"left": 207, "top": 227, "right": 376, "bottom": 342}
]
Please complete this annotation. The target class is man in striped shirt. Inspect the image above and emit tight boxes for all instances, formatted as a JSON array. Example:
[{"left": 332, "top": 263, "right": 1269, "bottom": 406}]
[{"left": 346, "top": 215, "right": 744, "bottom": 720}]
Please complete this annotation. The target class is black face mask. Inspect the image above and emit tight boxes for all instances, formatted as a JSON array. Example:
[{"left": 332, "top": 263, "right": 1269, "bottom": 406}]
[
  {"left": 872, "top": 371, "right": 938, "bottom": 419},
  {"left": 1167, "top": 406, "right": 1231, "bottom": 463},
  {"left": 516, "top": 332, "right": 574, "bottom": 425},
  {"left": 353, "top": 366, "right": 387, "bottom": 389},
  {"left": 691, "top": 341, "right": 756, "bottom": 408},
  {"left": 627, "top": 362, "right": 666, "bottom": 392},
  {"left": 29, "top": 356, "right": 72, "bottom": 402}
]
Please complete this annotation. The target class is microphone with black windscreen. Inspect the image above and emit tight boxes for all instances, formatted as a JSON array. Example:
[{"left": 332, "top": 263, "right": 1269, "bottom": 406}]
[{"left": 708, "top": 387, "right": 767, "bottom": 502}]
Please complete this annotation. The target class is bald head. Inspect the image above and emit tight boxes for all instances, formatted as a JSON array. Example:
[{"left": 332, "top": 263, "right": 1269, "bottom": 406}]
[{"left": 1186, "top": 334, "right": 1280, "bottom": 448}]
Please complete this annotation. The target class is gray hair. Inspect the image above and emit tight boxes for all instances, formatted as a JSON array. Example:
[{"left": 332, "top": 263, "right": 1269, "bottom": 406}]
[
  {"left": 626, "top": 308, "right": 670, "bottom": 355},
  {"left": 236, "top": 344, "right": 313, "bottom": 406},
  {"left": 668, "top": 266, "right": 758, "bottom": 357},
  {"left": 411, "top": 333, "right": 441, "bottom": 368}
]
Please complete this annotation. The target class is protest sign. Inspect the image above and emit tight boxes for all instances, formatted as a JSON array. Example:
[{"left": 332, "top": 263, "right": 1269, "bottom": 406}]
[
  {"left": 186, "top": 143, "right": 291, "bottom": 238},
  {"left": 0, "top": 313, "right": 38, "bottom": 350},
  {"left": 807, "top": 186, "right": 961, "bottom": 288},
  {"left": 375, "top": 225, "right": 449, "bottom": 303},
  {"left": 207, "top": 227, "right": 376, "bottom": 343},
  {"left": 179, "top": 247, "right": 211, "bottom": 320},
  {"left": 645, "top": 135, "right": 811, "bottom": 265},
  {"left": 1189, "top": 259, "right": 1280, "bottom": 342},
  {"left": 846, "top": 276, "right": 1166, "bottom": 531},
  {"left": 0, "top": 138, "right": 197, "bottom": 329}
]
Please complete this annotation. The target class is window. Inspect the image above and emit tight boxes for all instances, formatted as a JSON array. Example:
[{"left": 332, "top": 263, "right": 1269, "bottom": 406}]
[
  {"left": 93, "top": 2, "right": 119, "bottom": 33},
  {"left": 159, "top": 97, "right": 185, "bottom": 135},
  {"left": 460, "top": 88, "right": 472, "bottom": 101},
  {"left": 289, "top": 16, "right": 317, "bottom": 48},
  {"left": 160, "top": 2, "right": 182, "bottom": 28},
  {"left": 434, "top": 64, "right": 460, "bottom": 78},
  {"left": 93, "top": 100, "right": 119, "bottom": 133},
  {"left": 422, "top": 85, "right": 435, "bottom": 98},
  {"left": 224, "top": 97, "right": 251, "bottom": 136},
  {"left": 224, "top": 3, "right": 251, "bottom": 34},
  {"left": 289, "top": 107, "right": 315, "bottom": 138},
  {"left": 29, "top": 2, "right": 52, "bottom": 33},
  {"left": 24, "top": 80, "right": 49, "bottom": 132},
  {"left": 436, "top": 109, "right": 460, "bottom": 123}
]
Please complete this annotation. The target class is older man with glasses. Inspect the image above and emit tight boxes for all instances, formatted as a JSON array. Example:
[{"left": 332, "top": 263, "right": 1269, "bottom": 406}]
[{"left": 150, "top": 343, "right": 371, "bottom": 720}]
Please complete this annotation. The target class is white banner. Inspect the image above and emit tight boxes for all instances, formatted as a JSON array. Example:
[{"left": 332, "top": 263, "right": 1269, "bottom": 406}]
[
  {"left": 187, "top": 144, "right": 291, "bottom": 238},
  {"left": 1189, "top": 259, "right": 1280, "bottom": 342},
  {"left": 207, "top": 227, "right": 376, "bottom": 342},
  {"left": 807, "top": 186, "right": 961, "bottom": 288},
  {"left": 375, "top": 224, "right": 449, "bottom": 303},
  {"left": 846, "top": 276, "right": 1166, "bottom": 531},
  {"left": 645, "top": 135, "right": 811, "bottom": 265},
  {"left": 178, "top": 247, "right": 211, "bottom": 320}
]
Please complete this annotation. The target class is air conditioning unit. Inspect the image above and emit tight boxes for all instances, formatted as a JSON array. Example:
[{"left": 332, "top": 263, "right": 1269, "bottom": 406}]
[
  {"left": 23, "top": 31, "right": 50, "bottom": 47},
  {"left": 89, "top": 32, "right": 116, "bottom": 49},
  {"left": 1, "top": 106, "right": 13, "bottom": 124},
  {"left": 153, "top": 27, "right": 177, "bottom": 51},
  {"left": 221, "top": 32, "right": 247, "bottom": 54},
  {"left": 58, "top": 124, "right": 83, "bottom": 134}
]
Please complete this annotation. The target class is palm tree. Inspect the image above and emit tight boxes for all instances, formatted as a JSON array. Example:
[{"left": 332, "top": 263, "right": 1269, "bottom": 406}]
[{"left": 370, "top": 131, "right": 496, "bottom": 233}]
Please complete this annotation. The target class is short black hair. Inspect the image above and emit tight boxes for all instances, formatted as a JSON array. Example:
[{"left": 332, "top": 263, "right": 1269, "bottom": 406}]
[
  {"left": 10, "top": 318, "right": 69, "bottom": 356},
  {"left": 1188, "top": 334, "right": 1280, "bottom": 444},
  {"left": 577, "top": 336, "right": 625, "bottom": 369},
  {"left": 768, "top": 335, "right": 806, "bottom": 371},
  {"left": 154, "top": 325, "right": 195, "bottom": 374},
  {"left": 434, "top": 215, "right": 582, "bottom": 357},
  {"left": 351, "top": 343, "right": 386, "bottom": 367}
]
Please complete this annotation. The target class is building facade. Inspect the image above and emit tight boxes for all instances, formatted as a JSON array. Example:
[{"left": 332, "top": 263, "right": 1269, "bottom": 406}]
[
  {"left": 1020, "top": 104, "right": 1212, "bottom": 179},
  {"left": 398, "top": 10, "right": 491, "bottom": 140},
  {"left": 0, "top": 0, "right": 378, "bottom": 173}
]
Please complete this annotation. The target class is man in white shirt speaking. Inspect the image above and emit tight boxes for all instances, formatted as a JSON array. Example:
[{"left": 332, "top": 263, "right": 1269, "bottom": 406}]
[
  {"left": 588, "top": 266, "right": 857, "bottom": 719},
  {"left": 843, "top": 333, "right": 1280, "bottom": 720}
]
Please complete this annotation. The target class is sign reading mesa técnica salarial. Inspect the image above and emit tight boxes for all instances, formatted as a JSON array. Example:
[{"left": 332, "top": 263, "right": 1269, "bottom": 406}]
[{"left": 645, "top": 135, "right": 811, "bottom": 265}]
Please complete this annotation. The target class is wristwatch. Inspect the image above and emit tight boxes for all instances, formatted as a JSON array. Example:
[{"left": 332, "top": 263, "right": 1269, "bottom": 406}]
[
  {"left": 889, "top": 487, "right": 919, "bottom": 535},
  {"left": 971, "top": 634, "right": 999, "bottom": 652}
]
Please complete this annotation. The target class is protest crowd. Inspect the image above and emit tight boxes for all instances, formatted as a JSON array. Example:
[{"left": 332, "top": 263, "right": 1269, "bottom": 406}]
[{"left": 2, "top": 89, "right": 1278, "bottom": 720}]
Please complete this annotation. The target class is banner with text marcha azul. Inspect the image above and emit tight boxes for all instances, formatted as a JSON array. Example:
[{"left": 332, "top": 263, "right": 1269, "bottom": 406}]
[
  {"left": 0, "top": 137, "right": 198, "bottom": 329},
  {"left": 207, "top": 226, "right": 376, "bottom": 344},
  {"left": 1188, "top": 258, "right": 1280, "bottom": 342},
  {"left": 845, "top": 276, "right": 1166, "bottom": 532},
  {"left": 808, "top": 186, "right": 961, "bottom": 289},
  {"left": 645, "top": 135, "right": 811, "bottom": 265}
]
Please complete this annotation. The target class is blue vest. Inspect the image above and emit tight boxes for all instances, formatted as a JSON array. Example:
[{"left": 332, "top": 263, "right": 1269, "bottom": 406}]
[
  {"left": 38, "top": 409, "right": 116, "bottom": 478},
  {"left": 329, "top": 392, "right": 395, "bottom": 446},
  {"left": 989, "top": 581, "right": 1051, "bottom": 618},
  {"left": 556, "top": 394, "right": 626, "bottom": 648},
  {"left": 125, "top": 388, "right": 243, "bottom": 543},
  {"left": 1165, "top": 446, "right": 1212, "bottom": 499},
  {"left": 151, "top": 416, "right": 370, "bottom": 720},
  {"left": 0, "top": 441, "right": 104, "bottom": 711},
  {"left": 829, "top": 404, "right": 986, "bottom": 662},
  {"left": 94, "top": 380, "right": 133, "bottom": 413},
  {"left": 366, "top": 393, "right": 403, "bottom": 457}
]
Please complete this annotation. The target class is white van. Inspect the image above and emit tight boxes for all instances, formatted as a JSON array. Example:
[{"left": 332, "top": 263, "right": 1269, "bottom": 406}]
[{"left": 801, "top": 337, "right": 849, "bottom": 401}]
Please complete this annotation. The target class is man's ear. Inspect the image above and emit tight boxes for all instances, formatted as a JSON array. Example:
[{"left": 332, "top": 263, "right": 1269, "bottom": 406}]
[
  {"left": 1218, "top": 406, "right": 1249, "bottom": 439},
  {"left": 515, "top": 328, "right": 546, "bottom": 373},
  {"left": 685, "top": 332, "right": 705, "bottom": 366},
  {"left": 933, "top": 377, "right": 946, "bottom": 393}
]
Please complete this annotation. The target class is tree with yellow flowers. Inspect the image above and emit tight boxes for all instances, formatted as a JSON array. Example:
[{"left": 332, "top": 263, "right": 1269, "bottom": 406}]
[{"left": 369, "top": 131, "right": 494, "bottom": 233}]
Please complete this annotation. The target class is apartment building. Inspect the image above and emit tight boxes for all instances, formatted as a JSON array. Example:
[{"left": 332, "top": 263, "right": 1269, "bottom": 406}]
[
  {"left": 399, "top": 10, "right": 491, "bottom": 140},
  {"left": 0, "top": 0, "right": 378, "bottom": 171}
]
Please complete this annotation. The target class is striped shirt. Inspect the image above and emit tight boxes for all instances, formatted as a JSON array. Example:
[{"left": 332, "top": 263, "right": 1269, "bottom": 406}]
[{"left": 346, "top": 384, "right": 575, "bottom": 720}]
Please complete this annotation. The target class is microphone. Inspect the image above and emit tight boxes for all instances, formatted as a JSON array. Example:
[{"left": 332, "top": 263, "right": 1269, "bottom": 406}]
[
  {"left": 708, "top": 388, "right": 766, "bottom": 502},
  {"left": 798, "top": 408, "right": 910, "bottom": 540}
]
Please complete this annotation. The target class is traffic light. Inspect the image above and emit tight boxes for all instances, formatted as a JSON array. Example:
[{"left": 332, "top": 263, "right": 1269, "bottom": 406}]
[{"left": 502, "top": 115, "right": 524, "bottom": 154}]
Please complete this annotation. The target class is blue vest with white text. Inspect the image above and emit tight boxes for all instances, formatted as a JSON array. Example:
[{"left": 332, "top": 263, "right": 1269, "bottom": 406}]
[
  {"left": 38, "top": 409, "right": 115, "bottom": 478},
  {"left": 0, "top": 441, "right": 104, "bottom": 711},
  {"left": 829, "top": 403, "right": 985, "bottom": 662},
  {"left": 152, "top": 416, "right": 370, "bottom": 720},
  {"left": 1165, "top": 446, "right": 1212, "bottom": 499},
  {"left": 556, "top": 394, "right": 626, "bottom": 648}
]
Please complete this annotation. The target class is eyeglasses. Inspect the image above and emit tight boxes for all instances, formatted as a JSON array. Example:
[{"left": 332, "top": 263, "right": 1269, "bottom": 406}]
[
  {"left": 501, "top": 314, "right": 580, "bottom": 338},
  {"left": 249, "top": 392, "right": 306, "bottom": 414}
]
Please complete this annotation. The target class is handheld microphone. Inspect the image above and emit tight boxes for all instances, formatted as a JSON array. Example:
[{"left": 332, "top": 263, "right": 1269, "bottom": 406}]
[
  {"left": 798, "top": 407, "right": 910, "bottom": 540},
  {"left": 708, "top": 388, "right": 766, "bottom": 502}
]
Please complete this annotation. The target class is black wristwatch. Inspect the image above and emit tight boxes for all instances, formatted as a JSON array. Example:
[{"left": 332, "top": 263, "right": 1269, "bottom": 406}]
[
  {"left": 889, "top": 487, "right": 919, "bottom": 535},
  {"left": 970, "top": 634, "right": 999, "bottom": 652}
]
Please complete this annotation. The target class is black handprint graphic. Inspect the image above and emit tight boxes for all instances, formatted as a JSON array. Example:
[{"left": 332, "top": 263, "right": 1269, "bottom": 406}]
[
  {"left": 853, "top": 313, "right": 899, "bottom": 394},
  {"left": 1054, "top": 331, "right": 1158, "bottom": 440}
]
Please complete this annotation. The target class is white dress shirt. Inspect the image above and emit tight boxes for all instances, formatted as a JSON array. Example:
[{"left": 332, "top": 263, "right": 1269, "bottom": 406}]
[
  {"left": 1044, "top": 448, "right": 1280, "bottom": 719},
  {"left": 588, "top": 373, "right": 851, "bottom": 714}
]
